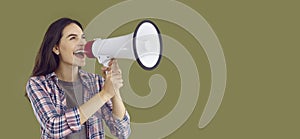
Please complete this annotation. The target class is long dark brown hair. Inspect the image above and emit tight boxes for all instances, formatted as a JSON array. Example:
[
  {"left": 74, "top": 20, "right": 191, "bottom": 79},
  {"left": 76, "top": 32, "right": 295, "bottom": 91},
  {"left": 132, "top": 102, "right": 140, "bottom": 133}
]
[
  {"left": 25, "top": 17, "right": 83, "bottom": 99},
  {"left": 33, "top": 17, "right": 83, "bottom": 76}
]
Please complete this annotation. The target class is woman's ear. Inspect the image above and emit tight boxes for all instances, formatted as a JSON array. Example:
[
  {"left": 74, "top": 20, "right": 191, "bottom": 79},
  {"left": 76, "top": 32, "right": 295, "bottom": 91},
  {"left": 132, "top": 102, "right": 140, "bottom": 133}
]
[{"left": 52, "top": 45, "right": 60, "bottom": 55}]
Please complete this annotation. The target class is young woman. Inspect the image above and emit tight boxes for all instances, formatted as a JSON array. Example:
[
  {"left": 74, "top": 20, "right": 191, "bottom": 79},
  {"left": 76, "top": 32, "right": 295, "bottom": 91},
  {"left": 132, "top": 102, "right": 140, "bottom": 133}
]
[{"left": 25, "top": 17, "right": 131, "bottom": 139}]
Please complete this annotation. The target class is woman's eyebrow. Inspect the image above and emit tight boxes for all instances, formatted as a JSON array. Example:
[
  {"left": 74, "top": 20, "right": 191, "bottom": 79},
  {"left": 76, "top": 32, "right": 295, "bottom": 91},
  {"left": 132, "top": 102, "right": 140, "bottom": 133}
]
[{"left": 66, "top": 33, "right": 78, "bottom": 38}]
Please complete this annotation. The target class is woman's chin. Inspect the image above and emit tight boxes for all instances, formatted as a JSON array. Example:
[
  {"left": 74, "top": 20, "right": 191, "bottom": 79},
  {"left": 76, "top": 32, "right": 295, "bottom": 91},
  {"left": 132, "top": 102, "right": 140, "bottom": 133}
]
[{"left": 77, "top": 62, "right": 86, "bottom": 67}]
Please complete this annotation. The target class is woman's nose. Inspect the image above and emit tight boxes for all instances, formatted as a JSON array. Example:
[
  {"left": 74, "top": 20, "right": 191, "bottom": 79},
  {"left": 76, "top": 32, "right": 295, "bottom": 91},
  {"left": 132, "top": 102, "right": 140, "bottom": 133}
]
[{"left": 79, "top": 38, "right": 87, "bottom": 46}]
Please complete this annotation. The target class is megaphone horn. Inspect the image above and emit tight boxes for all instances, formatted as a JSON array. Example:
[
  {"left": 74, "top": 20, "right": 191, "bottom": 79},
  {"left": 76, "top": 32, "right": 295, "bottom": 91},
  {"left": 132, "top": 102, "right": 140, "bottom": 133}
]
[{"left": 85, "top": 20, "right": 162, "bottom": 70}]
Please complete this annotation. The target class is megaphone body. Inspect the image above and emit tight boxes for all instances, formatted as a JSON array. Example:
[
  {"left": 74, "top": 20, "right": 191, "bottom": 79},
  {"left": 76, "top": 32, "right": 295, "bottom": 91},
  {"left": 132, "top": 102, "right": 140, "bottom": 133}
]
[{"left": 85, "top": 20, "right": 162, "bottom": 70}]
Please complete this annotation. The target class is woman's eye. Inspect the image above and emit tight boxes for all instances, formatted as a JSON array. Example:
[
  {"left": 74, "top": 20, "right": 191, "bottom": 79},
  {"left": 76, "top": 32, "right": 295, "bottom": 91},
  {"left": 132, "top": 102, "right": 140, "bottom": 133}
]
[{"left": 70, "top": 37, "right": 76, "bottom": 40}]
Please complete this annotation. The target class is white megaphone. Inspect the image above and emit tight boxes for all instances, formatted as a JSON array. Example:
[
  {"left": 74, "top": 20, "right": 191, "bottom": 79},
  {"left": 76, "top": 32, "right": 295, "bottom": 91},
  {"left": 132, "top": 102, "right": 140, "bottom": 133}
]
[{"left": 84, "top": 20, "right": 162, "bottom": 70}]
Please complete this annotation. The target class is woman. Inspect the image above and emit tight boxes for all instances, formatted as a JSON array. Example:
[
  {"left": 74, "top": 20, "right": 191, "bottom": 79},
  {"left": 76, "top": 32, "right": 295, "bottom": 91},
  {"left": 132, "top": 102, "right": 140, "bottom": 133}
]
[{"left": 25, "top": 17, "right": 131, "bottom": 139}]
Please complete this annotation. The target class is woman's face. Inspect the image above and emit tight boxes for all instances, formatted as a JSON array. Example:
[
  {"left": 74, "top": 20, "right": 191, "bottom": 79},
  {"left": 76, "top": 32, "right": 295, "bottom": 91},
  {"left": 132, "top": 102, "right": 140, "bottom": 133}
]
[{"left": 53, "top": 23, "right": 87, "bottom": 67}]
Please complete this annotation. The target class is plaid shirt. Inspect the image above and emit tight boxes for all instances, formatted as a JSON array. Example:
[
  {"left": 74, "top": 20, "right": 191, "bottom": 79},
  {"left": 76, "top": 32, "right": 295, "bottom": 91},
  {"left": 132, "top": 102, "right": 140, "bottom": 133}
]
[{"left": 26, "top": 70, "right": 131, "bottom": 139}]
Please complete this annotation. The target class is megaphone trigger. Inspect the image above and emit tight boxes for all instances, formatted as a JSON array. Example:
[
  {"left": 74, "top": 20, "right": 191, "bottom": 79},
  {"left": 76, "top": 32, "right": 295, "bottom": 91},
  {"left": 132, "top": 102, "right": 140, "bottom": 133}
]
[{"left": 96, "top": 55, "right": 111, "bottom": 67}]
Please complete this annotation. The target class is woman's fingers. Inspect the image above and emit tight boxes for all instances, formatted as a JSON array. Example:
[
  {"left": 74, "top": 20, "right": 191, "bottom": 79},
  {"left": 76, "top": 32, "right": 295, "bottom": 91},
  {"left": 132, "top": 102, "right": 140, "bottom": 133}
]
[
  {"left": 111, "top": 72, "right": 123, "bottom": 89},
  {"left": 105, "top": 59, "right": 124, "bottom": 90},
  {"left": 111, "top": 77, "right": 122, "bottom": 82},
  {"left": 111, "top": 59, "right": 121, "bottom": 73},
  {"left": 101, "top": 66, "right": 112, "bottom": 79}
]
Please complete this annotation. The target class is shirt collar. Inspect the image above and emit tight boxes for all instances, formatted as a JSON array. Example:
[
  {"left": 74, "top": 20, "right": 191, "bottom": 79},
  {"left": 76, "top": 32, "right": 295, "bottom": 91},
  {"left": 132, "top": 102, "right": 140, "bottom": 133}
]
[
  {"left": 78, "top": 69, "right": 90, "bottom": 81},
  {"left": 45, "top": 71, "right": 58, "bottom": 83},
  {"left": 45, "top": 69, "right": 90, "bottom": 84}
]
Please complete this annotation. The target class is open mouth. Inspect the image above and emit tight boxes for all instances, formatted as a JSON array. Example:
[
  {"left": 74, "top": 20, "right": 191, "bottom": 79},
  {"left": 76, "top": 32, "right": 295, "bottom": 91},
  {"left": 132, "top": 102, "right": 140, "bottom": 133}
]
[{"left": 73, "top": 50, "right": 85, "bottom": 59}]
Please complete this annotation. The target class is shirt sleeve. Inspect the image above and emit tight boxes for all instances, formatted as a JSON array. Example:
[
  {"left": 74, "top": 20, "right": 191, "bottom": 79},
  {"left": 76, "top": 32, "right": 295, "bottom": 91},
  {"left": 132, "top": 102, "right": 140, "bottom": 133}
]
[
  {"left": 26, "top": 78, "right": 82, "bottom": 138},
  {"left": 101, "top": 100, "right": 131, "bottom": 139}
]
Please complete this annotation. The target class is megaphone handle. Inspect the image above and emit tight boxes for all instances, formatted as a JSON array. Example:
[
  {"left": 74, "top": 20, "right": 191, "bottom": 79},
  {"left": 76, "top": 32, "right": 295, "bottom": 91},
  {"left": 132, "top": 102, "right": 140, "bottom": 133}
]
[
  {"left": 96, "top": 55, "right": 111, "bottom": 67},
  {"left": 102, "top": 60, "right": 110, "bottom": 67},
  {"left": 100, "top": 57, "right": 113, "bottom": 77},
  {"left": 98, "top": 57, "right": 110, "bottom": 77}
]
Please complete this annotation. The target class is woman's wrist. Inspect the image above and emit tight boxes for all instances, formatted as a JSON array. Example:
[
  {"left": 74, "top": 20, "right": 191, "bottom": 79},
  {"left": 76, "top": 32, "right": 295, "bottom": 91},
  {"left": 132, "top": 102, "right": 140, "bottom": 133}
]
[
  {"left": 112, "top": 90, "right": 122, "bottom": 100},
  {"left": 99, "top": 90, "right": 113, "bottom": 103}
]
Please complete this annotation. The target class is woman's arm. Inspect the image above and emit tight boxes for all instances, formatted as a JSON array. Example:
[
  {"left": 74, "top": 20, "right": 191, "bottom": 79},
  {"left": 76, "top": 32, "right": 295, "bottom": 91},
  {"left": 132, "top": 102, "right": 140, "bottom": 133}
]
[
  {"left": 26, "top": 79, "right": 81, "bottom": 138},
  {"left": 101, "top": 60, "right": 131, "bottom": 138},
  {"left": 26, "top": 72, "right": 117, "bottom": 138},
  {"left": 78, "top": 88, "right": 113, "bottom": 124},
  {"left": 111, "top": 90, "right": 126, "bottom": 119},
  {"left": 101, "top": 99, "right": 131, "bottom": 139}
]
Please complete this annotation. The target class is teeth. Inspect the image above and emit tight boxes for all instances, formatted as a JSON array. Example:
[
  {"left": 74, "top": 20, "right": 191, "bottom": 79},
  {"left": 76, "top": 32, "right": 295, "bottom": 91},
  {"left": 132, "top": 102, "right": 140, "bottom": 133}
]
[{"left": 74, "top": 50, "right": 85, "bottom": 54}]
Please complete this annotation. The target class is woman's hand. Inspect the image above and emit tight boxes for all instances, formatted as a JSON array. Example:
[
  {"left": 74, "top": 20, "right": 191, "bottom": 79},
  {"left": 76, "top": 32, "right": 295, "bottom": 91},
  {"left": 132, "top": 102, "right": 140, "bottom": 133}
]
[
  {"left": 101, "top": 59, "right": 123, "bottom": 99},
  {"left": 110, "top": 59, "right": 123, "bottom": 90}
]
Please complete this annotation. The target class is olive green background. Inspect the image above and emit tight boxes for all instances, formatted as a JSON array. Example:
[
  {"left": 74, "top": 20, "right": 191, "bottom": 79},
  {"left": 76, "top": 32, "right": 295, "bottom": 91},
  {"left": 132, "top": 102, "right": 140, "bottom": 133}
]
[{"left": 0, "top": 0, "right": 299, "bottom": 138}]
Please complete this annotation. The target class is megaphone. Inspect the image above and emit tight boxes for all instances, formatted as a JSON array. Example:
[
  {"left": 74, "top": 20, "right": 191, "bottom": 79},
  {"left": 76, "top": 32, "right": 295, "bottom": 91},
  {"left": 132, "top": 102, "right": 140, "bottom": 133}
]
[{"left": 85, "top": 20, "right": 162, "bottom": 70}]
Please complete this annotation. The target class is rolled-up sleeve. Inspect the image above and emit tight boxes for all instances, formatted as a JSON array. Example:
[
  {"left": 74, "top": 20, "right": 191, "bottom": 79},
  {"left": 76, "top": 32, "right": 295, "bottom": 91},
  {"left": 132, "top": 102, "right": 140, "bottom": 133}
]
[
  {"left": 101, "top": 100, "right": 131, "bottom": 139},
  {"left": 26, "top": 78, "right": 81, "bottom": 138}
]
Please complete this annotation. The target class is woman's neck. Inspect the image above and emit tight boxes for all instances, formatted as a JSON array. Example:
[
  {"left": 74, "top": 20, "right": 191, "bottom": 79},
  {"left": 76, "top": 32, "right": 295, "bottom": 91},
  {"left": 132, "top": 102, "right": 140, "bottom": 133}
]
[{"left": 55, "top": 65, "right": 79, "bottom": 82}]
